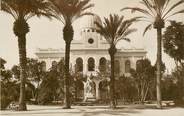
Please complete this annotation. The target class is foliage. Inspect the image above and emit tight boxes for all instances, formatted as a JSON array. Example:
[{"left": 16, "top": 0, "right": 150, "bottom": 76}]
[
  {"left": 161, "top": 76, "right": 177, "bottom": 101},
  {"left": 11, "top": 58, "right": 46, "bottom": 102},
  {"left": 95, "top": 14, "right": 138, "bottom": 46},
  {"left": 163, "top": 21, "right": 184, "bottom": 105},
  {"left": 171, "top": 66, "right": 184, "bottom": 105},
  {"left": 37, "top": 60, "right": 65, "bottom": 105},
  {"left": 1, "top": 0, "right": 54, "bottom": 21},
  {"left": 115, "top": 75, "right": 137, "bottom": 103},
  {"left": 49, "top": 0, "right": 94, "bottom": 25},
  {"left": 0, "top": 69, "right": 19, "bottom": 109},
  {"left": 163, "top": 21, "right": 184, "bottom": 68},
  {"left": 130, "top": 59, "right": 156, "bottom": 103},
  {"left": 0, "top": 58, "right": 6, "bottom": 69},
  {"left": 121, "top": 0, "right": 184, "bottom": 34}
]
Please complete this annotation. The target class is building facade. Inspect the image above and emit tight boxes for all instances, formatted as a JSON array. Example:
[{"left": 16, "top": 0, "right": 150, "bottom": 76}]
[{"left": 35, "top": 14, "right": 147, "bottom": 101}]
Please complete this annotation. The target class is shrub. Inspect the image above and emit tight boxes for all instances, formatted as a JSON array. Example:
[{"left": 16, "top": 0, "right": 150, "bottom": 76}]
[
  {"left": 0, "top": 95, "right": 12, "bottom": 110},
  {"left": 0, "top": 80, "right": 19, "bottom": 110}
]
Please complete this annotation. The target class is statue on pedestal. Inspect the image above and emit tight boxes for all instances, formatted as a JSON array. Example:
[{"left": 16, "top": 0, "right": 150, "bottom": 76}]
[{"left": 83, "top": 76, "right": 95, "bottom": 101}]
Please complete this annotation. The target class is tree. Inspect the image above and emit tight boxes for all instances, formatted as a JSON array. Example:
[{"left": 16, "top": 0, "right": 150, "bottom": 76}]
[
  {"left": 95, "top": 14, "right": 138, "bottom": 108},
  {"left": 11, "top": 58, "right": 46, "bottom": 103},
  {"left": 1, "top": 0, "right": 53, "bottom": 110},
  {"left": 171, "top": 66, "right": 184, "bottom": 105},
  {"left": 131, "top": 59, "right": 156, "bottom": 103},
  {"left": 26, "top": 58, "right": 46, "bottom": 102},
  {"left": 121, "top": 0, "right": 184, "bottom": 108},
  {"left": 163, "top": 21, "right": 184, "bottom": 69},
  {"left": 1, "top": 66, "right": 19, "bottom": 109},
  {"left": 48, "top": 0, "right": 94, "bottom": 109},
  {"left": 163, "top": 21, "right": 184, "bottom": 105},
  {"left": 0, "top": 57, "right": 6, "bottom": 69},
  {"left": 37, "top": 59, "right": 65, "bottom": 105}
]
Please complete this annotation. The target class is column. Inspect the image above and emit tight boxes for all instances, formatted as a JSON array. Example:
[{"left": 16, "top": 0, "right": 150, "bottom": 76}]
[
  {"left": 95, "top": 57, "right": 99, "bottom": 72},
  {"left": 120, "top": 58, "right": 125, "bottom": 75},
  {"left": 95, "top": 81, "right": 100, "bottom": 100},
  {"left": 71, "top": 60, "right": 75, "bottom": 73},
  {"left": 83, "top": 57, "right": 87, "bottom": 75},
  {"left": 132, "top": 56, "right": 136, "bottom": 69}
]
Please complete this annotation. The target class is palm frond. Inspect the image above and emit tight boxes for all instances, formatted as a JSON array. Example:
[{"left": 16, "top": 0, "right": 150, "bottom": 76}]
[
  {"left": 143, "top": 24, "right": 152, "bottom": 36},
  {"left": 95, "top": 20, "right": 112, "bottom": 44},
  {"left": 162, "top": 0, "right": 184, "bottom": 18},
  {"left": 140, "top": 0, "right": 156, "bottom": 17},
  {"left": 124, "top": 28, "right": 137, "bottom": 37},
  {"left": 154, "top": 0, "right": 167, "bottom": 14},
  {"left": 121, "top": 7, "right": 154, "bottom": 17},
  {"left": 96, "top": 14, "right": 137, "bottom": 46},
  {"left": 49, "top": 0, "right": 94, "bottom": 24},
  {"left": 114, "top": 37, "right": 130, "bottom": 45},
  {"left": 72, "top": 12, "right": 93, "bottom": 23},
  {"left": 1, "top": 0, "right": 19, "bottom": 19},
  {"left": 2, "top": 0, "right": 55, "bottom": 20},
  {"left": 161, "top": 0, "right": 171, "bottom": 15},
  {"left": 164, "top": 9, "right": 184, "bottom": 20}
]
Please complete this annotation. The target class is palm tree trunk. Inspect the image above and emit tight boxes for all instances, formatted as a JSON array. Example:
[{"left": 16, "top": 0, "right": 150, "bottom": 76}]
[
  {"left": 18, "top": 35, "right": 27, "bottom": 111},
  {"left": 156, "top": 28, "right": 162, "bottom": 109},
  {"left": 109, "top": 52, "right": 116, "bottom": 109},
  {"left": 63, "top": 41, "right": 71, "bottom": 109},
  {"left": 63, "top": 23, "right": 73, "bottom": 109}
]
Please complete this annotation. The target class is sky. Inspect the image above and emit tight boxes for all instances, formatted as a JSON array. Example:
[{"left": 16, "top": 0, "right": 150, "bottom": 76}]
[{"left": 0, "top": 0, "right": 184, "bottom": 73}]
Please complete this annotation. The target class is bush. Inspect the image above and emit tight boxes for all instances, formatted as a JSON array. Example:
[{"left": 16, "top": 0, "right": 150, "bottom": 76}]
[
  {"left": 0, "top": 95, "right": 12, "bottom": 110},
  {"left": 0, "top": 80, "right": 19, "bottom": 110},
  {"left": 37, "top": 69, "right": 63, "bottom": 105}
]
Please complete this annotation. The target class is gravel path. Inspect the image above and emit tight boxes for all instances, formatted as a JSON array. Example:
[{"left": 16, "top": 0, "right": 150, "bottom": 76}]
[{"left": 1, "top": 105, "right": 184, "bottom": 116}]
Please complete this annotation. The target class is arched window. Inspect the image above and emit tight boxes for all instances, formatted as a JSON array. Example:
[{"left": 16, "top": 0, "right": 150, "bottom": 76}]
[
  {"left": 136, "top": 60, "right": 140, "bottom": 70},
  {"left": 51, "top": 61, "right": 57, "bottom": 70},
  {"left": 99, "top": 57, "right": 107, "bottom": 72},
  {"left": 41, "top": 61, "right": 46, "bottom": 71},
  {"left": 125, "top": 60, "right": 131, "bottom": 73},
  {"left": 88, "top": 57, "right": 95, "bottom": 71},
  {"left": 115, "top": 60, "right": 120, "bottom": 74},
  {"left": 76, "top": 58, "right": 83, "bottom": 72}
]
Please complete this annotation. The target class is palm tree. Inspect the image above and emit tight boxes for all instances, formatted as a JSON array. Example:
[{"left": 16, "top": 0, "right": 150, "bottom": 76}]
[
  {"left": 1, "top": 0, "right": 54, "bottom": 111},
  {"left": 95, "top": 14, "right": 138, "bottom": 108},
  {"left": 121, "top": 0, "right": 184, "bottom": 109},
  {"left": 48, "top": 0, "right": 94, "bottom": 109}
]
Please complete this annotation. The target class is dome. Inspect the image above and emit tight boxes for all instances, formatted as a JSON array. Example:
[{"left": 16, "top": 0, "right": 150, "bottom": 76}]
[{"left": 80, "top": 14, "right": 102, "bottom": 30}]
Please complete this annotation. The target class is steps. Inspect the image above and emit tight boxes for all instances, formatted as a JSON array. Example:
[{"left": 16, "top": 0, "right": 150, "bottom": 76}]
[{"left": 73, "top": 98, "right": 98, "bottom": 106}]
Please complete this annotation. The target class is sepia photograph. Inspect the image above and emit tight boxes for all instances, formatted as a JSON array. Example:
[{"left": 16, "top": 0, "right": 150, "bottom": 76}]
[{"left": 0, "top": 0, "right": 184, "bottom": 116}]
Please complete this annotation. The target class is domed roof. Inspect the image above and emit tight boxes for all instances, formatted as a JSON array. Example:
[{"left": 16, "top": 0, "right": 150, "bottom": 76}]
[{"left": 80, "top": 14, "right": 102, "bottom": 30}]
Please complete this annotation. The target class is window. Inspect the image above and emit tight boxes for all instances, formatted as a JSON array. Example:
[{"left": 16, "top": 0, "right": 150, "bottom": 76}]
[
  {"left": 99, "top": 57, "right": 107, "bottom": 72},
  {"left": 115, "top": 60, "right": 120, "bottom": 74},
  {"left": 76, "top": 58, "right": 83, "bottom": 72},
  {"left": 88, "top": 57, "right": 95, "bottom": 71},
  {"left": 136, "top": 60, "right": 140, "bottom": 70},
  {"left": 125, "top": 60, "right": 131, "bottom": 73},
  {"left": 92, "top": 29, "right": 95, "bottom": 32},
  {"left": 88, "top": 38, "right": 94, "bottom": 44},
  {"left": 51, "top": 61, "right": 57, "bottom": 69},
  {"left": 41, "top": 61, "right": 46, "bottom": 71}
]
